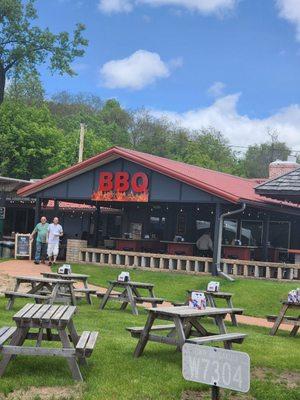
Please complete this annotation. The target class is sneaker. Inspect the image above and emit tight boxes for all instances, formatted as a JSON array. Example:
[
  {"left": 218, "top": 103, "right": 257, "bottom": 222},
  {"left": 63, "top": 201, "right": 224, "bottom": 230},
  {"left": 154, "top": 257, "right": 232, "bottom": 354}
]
[
  {"left": 48, "top": 261, "right": 52, "bottom": 266},
  {"left": 34, "top": 260, "right": 40, "bottom": 265}
]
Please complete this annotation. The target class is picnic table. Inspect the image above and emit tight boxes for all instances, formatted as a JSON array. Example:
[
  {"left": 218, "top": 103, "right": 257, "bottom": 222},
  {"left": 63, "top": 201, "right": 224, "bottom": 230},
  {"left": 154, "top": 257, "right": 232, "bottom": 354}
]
[
  {"left": 127, "top": 305, "right": 245, "bottom": 357},
  {"left": 0, "top": 303, "right": 98, "bottom": 381},
  {"left": 98, "top": 280, "right": 164, "bottom": 315},
  {"left": 3, "top": 276, "right": 77, "bottom": 310},
  {"left": 41, "top": 272, "right": 96, "bottom": 304},
  {"left": 268, "top": 301, "right": 300, "bottom": 336},
  {"left": 173, "top": 290, "right": 238, "bottom": 326}
]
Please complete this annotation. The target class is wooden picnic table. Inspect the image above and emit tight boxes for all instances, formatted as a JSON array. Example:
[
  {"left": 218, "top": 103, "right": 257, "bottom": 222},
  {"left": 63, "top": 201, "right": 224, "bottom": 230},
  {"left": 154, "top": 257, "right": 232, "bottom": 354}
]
[
  {"left": 41, "top": 272, "right": 96, "bottom": 305},
  {"left": 0, "top": 303, "right": 98, "bottom": 381},
  {"left": 3, "top": 276, "right": 77, "bottom": 310},
  {"left": 173, "top": 290, "right": 238, "bottom": 326},
  {"left": 268, "top": 301, "right": 300, "bottom": 336},
  {"left": 127, "top": 305, "right": 245, "bottom": 357},
  {"left": 98, "top": 280, "right": 164, "bottom": 315}
]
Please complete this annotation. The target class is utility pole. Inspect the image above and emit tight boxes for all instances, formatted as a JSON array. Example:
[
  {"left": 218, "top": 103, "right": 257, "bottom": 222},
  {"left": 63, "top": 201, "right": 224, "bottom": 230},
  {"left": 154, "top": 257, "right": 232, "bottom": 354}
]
[{"left": 78, "top": 123, "right": 85, "bottom": 163}]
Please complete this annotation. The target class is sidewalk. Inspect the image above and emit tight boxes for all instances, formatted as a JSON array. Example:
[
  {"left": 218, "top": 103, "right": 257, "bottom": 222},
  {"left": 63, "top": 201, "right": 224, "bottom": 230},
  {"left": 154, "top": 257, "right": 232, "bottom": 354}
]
[{"left": 0, "top": 259, "right": 291, "bottom": 332}]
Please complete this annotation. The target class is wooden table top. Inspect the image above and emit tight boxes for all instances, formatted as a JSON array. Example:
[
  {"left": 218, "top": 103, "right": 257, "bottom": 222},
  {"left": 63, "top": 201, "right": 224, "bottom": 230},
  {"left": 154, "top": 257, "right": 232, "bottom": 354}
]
[
  {"left": 148, "top": 305, "right": 243, "bottom": 317},
  {"left": 187, "top": 290, "right": 233, "bottom": 297},
  {"left": 109, "top": 280, "right": 154, "bottom": 288},
  {"left": 42, "top": 272, "right": 89, "bottom": 280},
  {"left": 15, "top": 276, "right": 76, "bottom": 284},
  {"left": 282, "top": 301, "right": 300, "bottom": 307},
  {"left": 13, "top": 303, "right": 77, "bottom": 325}
]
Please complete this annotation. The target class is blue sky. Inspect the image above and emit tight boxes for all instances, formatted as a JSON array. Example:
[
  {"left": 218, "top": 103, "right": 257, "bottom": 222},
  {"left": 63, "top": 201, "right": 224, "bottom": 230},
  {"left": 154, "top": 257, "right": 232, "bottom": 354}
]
[{"left": 35, "top": 0, "right": 300, "bottom": 150}]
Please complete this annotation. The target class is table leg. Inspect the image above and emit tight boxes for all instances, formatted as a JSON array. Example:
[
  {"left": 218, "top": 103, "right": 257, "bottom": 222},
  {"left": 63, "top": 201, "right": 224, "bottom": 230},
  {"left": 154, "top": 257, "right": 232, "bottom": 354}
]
[
  {"left": 0, "top": 327, "right": 28, "bottom": 376},
  {"left": 270, "top": 304, "right": 289, "bottom": 336},
  {"left": 290, "top": 316, "right": 300, "bottom": 337},
  {"left": 67, "top": 320, "right": 87, "bottom": 366},
  {"left": 50, "top": 283, "right": 60, "bottom": 305},
  {"left": 227, "top": 298, "right": 238, "bottom": 326},
  {"left": 214, "top": 315, "right": 231, "bottom": 349},
  {"left": 83, "top": 279, "right": 92, "bottom": 305},
  {"left": 6, "top": 280, "right": 20, "bottom": 310},
  {"left": 69, "top": 283, "right": 77, "bottom": 306},
  {"left": 99, "top": 283, "right": 115, "bottom": 310},
  {"left": 58, "top": 329, "right": 83, "bottom": 381},
  {"left": 119, "top": 289, "right": 129, "bottom": 310},
  {"left": 148, "top": 287, "right": 158, "bottom": 308},
  {"left": 126, "top": 286, "right": 138, "bottom": 315},
  {"left": 133, "top": 311, "right": 156, "bottom": 357},
  {"left": 173, "top": 316, "right": 187, "bottom": 350}
]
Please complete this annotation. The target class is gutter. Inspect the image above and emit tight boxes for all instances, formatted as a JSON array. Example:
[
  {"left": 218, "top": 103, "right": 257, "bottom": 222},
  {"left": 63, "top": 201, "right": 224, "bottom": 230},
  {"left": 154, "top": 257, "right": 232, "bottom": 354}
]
[{"left": 215, "top": 202, "right": 247, "bottom": 282}]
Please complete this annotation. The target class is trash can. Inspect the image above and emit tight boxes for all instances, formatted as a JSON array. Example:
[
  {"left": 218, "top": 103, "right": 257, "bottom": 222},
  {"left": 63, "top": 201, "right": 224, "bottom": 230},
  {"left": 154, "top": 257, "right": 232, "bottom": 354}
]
[{"left": 2, "top": 241, "right": 15, "bottom": 258}]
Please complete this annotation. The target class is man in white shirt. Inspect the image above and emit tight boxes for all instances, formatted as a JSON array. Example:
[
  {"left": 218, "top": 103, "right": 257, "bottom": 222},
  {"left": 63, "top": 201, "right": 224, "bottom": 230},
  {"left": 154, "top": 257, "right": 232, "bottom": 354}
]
[
  {"left": 47, "top": 217, "right": 63, "bottom": 266},
  {"left": 196, "top": 230, "right": 213, "bottom": 257}
]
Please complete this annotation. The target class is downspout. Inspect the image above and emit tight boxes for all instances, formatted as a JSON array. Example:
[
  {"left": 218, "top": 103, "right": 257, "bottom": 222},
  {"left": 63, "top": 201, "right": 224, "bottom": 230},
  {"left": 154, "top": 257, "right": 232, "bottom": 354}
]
[{"left": 216, "top": 202, "right": 246, "bottom": 282}]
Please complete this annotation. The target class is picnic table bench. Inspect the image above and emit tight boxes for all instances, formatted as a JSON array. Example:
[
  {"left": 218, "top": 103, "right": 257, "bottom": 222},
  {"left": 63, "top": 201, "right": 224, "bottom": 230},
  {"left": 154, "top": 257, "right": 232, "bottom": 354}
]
[
  {"left": 41, "top": 272, "right": 96, "bottom": 305},
  {"left": 3, "top": 276, "right": 77, "bottom": 310},
  {"left": 268, "top": 301, "right": 300, "bottom": 336},
  {"left": 172, "top": 290, "right": 238, "bottom": 326},
  {"left": 0, "top": 303, "right": 98, "bottom": 381},
  {"left": 97, "top": 280, "right": 164, "bottom": 315},
  {"left": 127, "top": 305, "right": 245, "bottom": 357}
]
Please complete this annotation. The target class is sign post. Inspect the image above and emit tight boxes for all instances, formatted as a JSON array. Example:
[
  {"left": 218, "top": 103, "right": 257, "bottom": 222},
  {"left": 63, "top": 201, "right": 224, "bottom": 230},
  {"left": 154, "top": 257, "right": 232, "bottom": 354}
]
[{"left": 182, "top": 344, "right": 250, "bottom": 399}]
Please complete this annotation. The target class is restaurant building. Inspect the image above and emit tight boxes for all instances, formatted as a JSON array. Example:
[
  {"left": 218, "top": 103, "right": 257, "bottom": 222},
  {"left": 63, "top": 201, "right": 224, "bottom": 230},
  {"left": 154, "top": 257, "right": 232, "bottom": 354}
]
[{"left": 18, "top": 147, "right": 300, "bottom": 280}]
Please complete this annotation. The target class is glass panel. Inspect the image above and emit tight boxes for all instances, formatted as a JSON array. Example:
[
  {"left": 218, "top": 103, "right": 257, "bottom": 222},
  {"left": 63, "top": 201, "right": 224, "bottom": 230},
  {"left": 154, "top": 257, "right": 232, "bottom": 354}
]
[
  {"left": 241, "top": 221, "right": 263, "bottom": 246},
  {"left": 222, "top": 219, "right": 237, "bottom": 244},
  {"left": 196, "top": 220, "right": 211, "bottom": 231},
  {"left": 269, "top": 221, "right": 290, "bottom": 248}
]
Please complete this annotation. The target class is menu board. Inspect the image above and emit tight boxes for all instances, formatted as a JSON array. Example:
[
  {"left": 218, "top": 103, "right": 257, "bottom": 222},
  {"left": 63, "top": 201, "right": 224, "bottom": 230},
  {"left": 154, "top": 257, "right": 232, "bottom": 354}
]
[{"left": 15, "top": 234, "right": 32, "bottom": 259}]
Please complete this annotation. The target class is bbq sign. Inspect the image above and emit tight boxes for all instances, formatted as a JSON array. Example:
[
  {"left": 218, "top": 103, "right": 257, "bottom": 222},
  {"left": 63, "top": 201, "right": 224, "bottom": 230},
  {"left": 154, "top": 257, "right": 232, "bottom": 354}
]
[{"left": 91, "top": 171, "right": 149, "bottom": 202}]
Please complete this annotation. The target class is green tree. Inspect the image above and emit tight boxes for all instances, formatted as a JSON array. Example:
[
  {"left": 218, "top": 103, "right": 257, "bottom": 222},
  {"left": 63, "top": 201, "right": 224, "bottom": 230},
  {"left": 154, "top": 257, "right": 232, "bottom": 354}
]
[
  {"left": 243, "top": 130, "right": 290, "bottom": 178},
  {"left": 0, "top": 101, "right": 64, "bottom": 179},
  {"left": 183, "top": 128, "right": 242, "bottom": 174},
  {"left": 5, "top": 70, "right": 44, "bottom": 105},
  {"left": 0, "top": 0, "right": 88, "bottom": 104}
]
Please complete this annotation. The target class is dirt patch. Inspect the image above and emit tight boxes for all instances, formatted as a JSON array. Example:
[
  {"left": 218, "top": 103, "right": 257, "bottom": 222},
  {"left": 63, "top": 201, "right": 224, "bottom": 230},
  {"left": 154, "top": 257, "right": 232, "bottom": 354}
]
[
  {"left": 252, "top": 367, "right": 300, "bottom": 389},
  {"left": 0, "top": 273, "right": 14, "bottom": 293},
  {"left": 0, "top": 385, "right": 84, "bottom": 400},
  {"left": 181, "top": 390, "right": 254, "bottom": 400}
]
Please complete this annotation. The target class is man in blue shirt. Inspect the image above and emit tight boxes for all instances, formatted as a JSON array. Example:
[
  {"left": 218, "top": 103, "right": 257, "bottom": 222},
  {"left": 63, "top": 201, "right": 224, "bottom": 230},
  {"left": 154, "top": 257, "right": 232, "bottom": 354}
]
[{"left": 30, "top": 216, "right": 49, "bottom": 264}]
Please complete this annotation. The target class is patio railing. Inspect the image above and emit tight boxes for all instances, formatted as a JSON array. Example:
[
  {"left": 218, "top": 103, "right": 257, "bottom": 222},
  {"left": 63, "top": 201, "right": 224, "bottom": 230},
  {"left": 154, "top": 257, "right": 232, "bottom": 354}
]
[{"left": 75, "top": 247, "right": 300, "bottom": 281}]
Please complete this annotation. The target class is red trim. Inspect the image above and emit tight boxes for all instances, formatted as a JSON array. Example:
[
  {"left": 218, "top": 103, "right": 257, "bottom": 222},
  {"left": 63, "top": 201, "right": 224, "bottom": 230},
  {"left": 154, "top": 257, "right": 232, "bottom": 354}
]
[{"left": 17, "top": 146, "right": 300, "bottom": 209}]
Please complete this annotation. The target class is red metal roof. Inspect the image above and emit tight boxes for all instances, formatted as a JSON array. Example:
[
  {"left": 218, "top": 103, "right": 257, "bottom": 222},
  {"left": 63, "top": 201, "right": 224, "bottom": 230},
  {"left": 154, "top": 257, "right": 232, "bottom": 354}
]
[{"left": 17, "top": 146, "right": 300, "bottom": 209}]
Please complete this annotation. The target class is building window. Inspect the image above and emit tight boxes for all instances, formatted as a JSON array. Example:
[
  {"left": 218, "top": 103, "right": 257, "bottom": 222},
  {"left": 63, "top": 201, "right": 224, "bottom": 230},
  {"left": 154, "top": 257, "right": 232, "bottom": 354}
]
[
  {"left": 241, "top": 220, "right": 263, "bottom": 246},
  {"left": 222, "top": 219, "right": 237, "bottom": 244},
  {"left": 269, "top": 221, "right": 290, "bottom": 249}
]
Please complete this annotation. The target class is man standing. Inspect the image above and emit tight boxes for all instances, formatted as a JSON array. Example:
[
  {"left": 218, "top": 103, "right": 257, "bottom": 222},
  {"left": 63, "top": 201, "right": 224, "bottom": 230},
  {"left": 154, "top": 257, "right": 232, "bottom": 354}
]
[
  {"left": 47, "top": 217, "right": 63, "bottom": 266},
  {"left": 196, "top": 230, "right": 213, "bottom": 257},
  {"left": 30, "top": 216, "right": 49, "bottom": 265}
]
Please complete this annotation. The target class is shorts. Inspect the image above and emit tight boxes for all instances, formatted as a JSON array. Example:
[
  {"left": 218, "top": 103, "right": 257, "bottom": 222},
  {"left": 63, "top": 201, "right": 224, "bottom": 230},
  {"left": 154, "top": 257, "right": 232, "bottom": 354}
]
[{"left": 47, "top": 243, "right": 59, "bottom": 257}]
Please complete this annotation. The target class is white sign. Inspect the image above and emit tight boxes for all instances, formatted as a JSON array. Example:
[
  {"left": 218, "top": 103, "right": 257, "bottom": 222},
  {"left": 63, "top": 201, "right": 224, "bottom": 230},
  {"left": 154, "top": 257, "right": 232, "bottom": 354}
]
[{"left": 182, "top": 344, "right": 250, "bottom": 393}]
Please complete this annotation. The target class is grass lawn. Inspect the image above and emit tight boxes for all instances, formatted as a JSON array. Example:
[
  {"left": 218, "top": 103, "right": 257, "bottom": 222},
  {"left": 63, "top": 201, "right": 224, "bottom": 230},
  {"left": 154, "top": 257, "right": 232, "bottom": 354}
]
[{"left": 0, "top": 264, "right": 299, "bottom": 400}]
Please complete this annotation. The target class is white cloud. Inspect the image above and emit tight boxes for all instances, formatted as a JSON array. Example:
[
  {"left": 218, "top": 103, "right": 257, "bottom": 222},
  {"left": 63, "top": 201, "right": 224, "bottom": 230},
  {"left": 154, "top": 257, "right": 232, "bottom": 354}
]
[
  {"left": 100, "top": 50, "right": 178, "bottom": 90},
  {"left": 139, "top": 0, "right": 237, "bottom": 15},
  {"left": 98, "top": 0, "right": 237, "bottom": 15},
  {"left": 151, "top": 93, "right": 300, "bottom": 148},
  {"left": 276, "top": 0, "right": 300, "bottom": 41},
  {"left": 207, "top": 81, "right": 226, "bottom": 97},
  {"left": 98, "top": 0, "right": 133, "bottom": 14}
]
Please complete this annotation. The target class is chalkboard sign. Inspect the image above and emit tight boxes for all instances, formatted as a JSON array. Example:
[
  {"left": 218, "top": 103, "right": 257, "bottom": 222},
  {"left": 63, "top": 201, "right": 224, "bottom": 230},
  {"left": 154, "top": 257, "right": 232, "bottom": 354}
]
[{"left": 15, "top": 234, "right": 32, "bottom": 259}]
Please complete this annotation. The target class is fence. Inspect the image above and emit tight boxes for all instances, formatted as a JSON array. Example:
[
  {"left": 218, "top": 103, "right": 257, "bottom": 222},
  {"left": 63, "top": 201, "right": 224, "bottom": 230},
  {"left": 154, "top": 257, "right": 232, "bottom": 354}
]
[{"left": 76, "top": 247, "right": 300, "bottom": 281}]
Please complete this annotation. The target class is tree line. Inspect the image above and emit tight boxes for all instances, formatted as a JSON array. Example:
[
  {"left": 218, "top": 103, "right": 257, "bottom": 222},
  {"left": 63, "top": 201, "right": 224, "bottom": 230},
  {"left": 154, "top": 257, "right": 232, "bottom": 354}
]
[
  {"left": 0, "top": 74, "right": 291, "bottom": 180},
  {"left": 0, "top": 0, "right": 292, "bottom": 181}
]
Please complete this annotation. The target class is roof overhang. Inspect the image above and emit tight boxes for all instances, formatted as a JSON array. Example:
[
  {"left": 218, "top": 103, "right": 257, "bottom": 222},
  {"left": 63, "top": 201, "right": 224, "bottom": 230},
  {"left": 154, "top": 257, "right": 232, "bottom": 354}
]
[{"left": 17, "top": 147, "right": 239, "bottom": 203}]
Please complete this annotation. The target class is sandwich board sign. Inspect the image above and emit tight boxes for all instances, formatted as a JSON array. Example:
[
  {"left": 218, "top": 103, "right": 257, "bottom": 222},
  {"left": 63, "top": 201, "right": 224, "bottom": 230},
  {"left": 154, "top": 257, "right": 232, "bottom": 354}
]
[
  {"left": 15, "top": 233, "right": 32, "bottom": 260},
  {"left": 182, "top": 344, "right": 250, "bottom": 399}
]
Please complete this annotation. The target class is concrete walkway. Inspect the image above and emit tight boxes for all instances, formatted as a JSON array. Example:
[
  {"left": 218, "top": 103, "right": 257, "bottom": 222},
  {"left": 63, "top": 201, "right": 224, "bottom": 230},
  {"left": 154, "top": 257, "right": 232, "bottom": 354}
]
[{"left": 0, "top": 259, "right": 292, "bottom": 332}]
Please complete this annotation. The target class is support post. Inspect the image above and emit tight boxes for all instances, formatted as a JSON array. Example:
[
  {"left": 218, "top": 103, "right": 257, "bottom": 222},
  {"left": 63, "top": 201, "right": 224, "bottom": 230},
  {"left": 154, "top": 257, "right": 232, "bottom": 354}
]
[
  {"left": 34, "top": 198, "right": 41, "bottom": 226},
  {"left": 54, "top": 199, "right": 59, "bottom": 217},
  {"left": 211, "top": 386, "right": 220, "bottom": 400},
  {"left": 262, "top": 214, "right": 270, "bottom": 262},
  {"left": 0, "top": 191, "right": 6, "bottom": 239},
  {"left": 93, "top": 204, "right": 101, "bottom": 247},
  {"left": 212, "top": 203, "right": 222, "bottom": 276}
]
